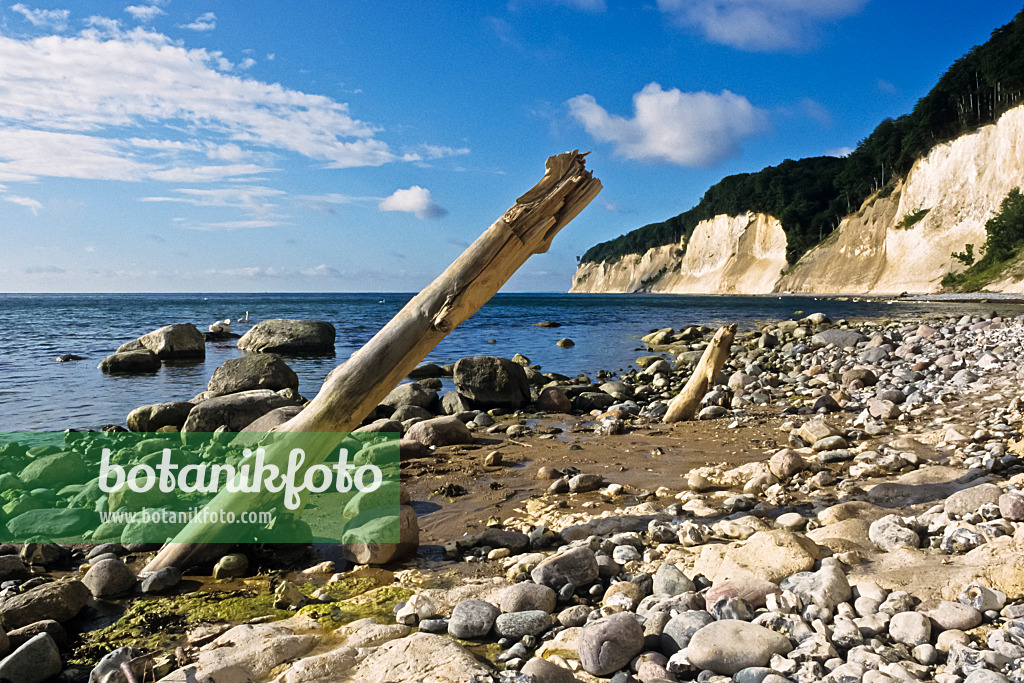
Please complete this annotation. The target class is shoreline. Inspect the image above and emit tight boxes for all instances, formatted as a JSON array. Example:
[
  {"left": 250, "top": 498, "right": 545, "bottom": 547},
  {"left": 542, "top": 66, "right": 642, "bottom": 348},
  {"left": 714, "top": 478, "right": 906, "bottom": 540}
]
[{"left": 7, "top": 308, "right": 1024, "bottom": 682}]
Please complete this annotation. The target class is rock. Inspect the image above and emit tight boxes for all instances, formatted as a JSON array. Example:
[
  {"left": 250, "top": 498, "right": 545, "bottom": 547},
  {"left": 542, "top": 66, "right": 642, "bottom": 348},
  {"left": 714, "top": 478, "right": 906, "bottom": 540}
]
[
  {"left": 341, "top": 505, "right": 419, "bottom": 565},
  {"left": 944, "top": 483, "right": 1002, "bottom": 517},
  {"left": 237, "top": 319, "right": 336, "bottom": 354},
  {"left": 0, "top": 633, "right": 60, "bottom": 683},
  {"left": 568, "top": 473, "right": 603, "bottom": 493},
  {"left": 206, "top": 354, "right": 299, "bottom": 397},
  {"left": 0, "top": 580, "right": 90, "bottom": 630},
  {"left": 404, "top": 416, "right": 474, "bottom": 447},
  {"left": 685, "top": 620, "right": 793, "bottom": 675},
  {"left": 141, "top": 567, "right": 182, "bottom": 594},
  {"left": 408, "top": 363, "right": 445, "bottom": 379},
  {"left": 83, "top": 558, "right": 137, "bottom": 598},
  {"left": 521, "top": 657, "right": 577, "bottom": 683},
  {"left": 842, "top": 367, "right": 878, "bottom": 387},
  {"left": 889, "top": 611, "right": 932, "bottom": 646},
  {"left": 237, "top": 405, "right": 304, "bottom": 433},
  {"left": 811, "top": 329, "right": 867, "bottom": 348},
  {"left": 8, "top": 620, "right": 64, "bottom": 651},
  {"left": 869, "top": 514, "right": 920, "bottom": 552},
  {"left": 867, "top": 398, "right": 901, "bottom": 420},
  {"left": 709, "top": 530, "right": 818, "bottom": 583},
  {"left": 90, "top": 646, "right": 146, "bottom": 683},
  {"left": 780, "top": 564, "right": 851, "bottom": 611},
  {"left": 769, "top": 449, "right": 806, "bottom": 479},
  {"left": 0, "top": 557, "right": 28, "bottom": 583},
  {"left": 577, "top": 612, "right": 644, "bottom": 677},
  {"left": 19, "top": 451, "right": 88, "bottom": 489},
  {"left": 917, "top": 600, "right": 983, "bottom": 631},
  {"left": 181, "top": 389, "right": 298, "bottom": 433},
  {"left": 55, "top": 354, "right": 86, "bottom": 362},
  {"left": 531, "top": 546, "right": 600, "bottom": 591},
  {"left": 495, "top": 610, "right": 550, "bottom": 638},
  {"left": 274, "top": 581, "right": 310, "bottom": 609},
  {"left": 448, "top": 599, "right": 499, "bottom": 639},
  {"left": 345, "top": 632, "right": 490, "bottom": 683},
  {"left": 117, "top": 323, "right": 205, "bottom": 359},
  {"left": 213, "top": 553, "right": 249, "bottom": 579},
  {"left": 381, "top": 383, "right": 438, "bottom": 411},
  {"left": 498, "top": 583, "right": 557, "bottom": 613},
  {"left": 798, "top": 416, "right": 844, "bottom": 445},
  {"left": 556, "top": 338, "right": 575, "bottom": 348},
  {"left": 661, "top": 610, "right": 715, "bottom": 654},
  {"left": 653, "top": 563, "right": 695, "bottom": 596},
  {"left": 98, "top": 349, "right": 161, "bottom": 373},
  {"left": 537, "top": 387, "right": 573, "bottom": 413},
  {"left": 278, "top": 645, "right": 358, "bottom": 683},
  {"left": 126, "top": 402, "right": 194, "bottom": 432},
  {"left": 705, "top": 579, "right": 780, "bottom": 608},
  {"left": 7, "top": 508, "right": 98, "bottom": 540},
  {"left": 999, "top": 493, "right": 1024, "bottom": 521},
  {"left": 453, "top": 356, "right": 530, "bottom": 409}
]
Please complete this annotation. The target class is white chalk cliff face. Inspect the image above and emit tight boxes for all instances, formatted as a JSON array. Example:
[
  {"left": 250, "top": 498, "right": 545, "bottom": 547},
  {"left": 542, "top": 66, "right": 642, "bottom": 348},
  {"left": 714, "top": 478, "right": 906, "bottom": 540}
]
[
  {"left": 572, "top": 104, "right": 1024, "bottom": 295},
  {"left": 570, "top": 213, "right": 787, "bottom": 294}
]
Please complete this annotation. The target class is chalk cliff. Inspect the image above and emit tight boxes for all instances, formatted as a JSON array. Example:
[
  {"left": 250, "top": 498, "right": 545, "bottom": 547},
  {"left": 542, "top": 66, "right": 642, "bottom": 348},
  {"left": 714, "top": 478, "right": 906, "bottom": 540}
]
[{"left": 572, "top": 105, "right": 1024, "bottom": 295}]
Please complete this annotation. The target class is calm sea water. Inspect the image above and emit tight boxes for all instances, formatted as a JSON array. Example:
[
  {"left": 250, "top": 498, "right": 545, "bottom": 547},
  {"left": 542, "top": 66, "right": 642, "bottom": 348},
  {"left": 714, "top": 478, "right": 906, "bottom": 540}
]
[{"left": 2, "top": 292, "right": 1022, "bottom": 432}]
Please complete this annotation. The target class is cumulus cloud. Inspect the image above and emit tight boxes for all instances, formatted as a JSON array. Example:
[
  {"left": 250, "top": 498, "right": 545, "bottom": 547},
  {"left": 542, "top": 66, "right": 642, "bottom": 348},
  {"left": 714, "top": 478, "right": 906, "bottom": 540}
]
[
  {"left": 0, "top": 25, "right": 403, "bottom": 184},
  {"left": 181, "top": 11, "right": 216, "bottom": 31},
  {"left": 568, "top": 82, "right": 767, "bottom": 167},
  {"left": 124, "top": 5, "right": 165, "bottom": 22},
  {"left": 379, "top": 186, "right": 447, "bottom": 220},
  {"left": 657, "top": 0, "right": 868, "bottom": 52},
  {"left": 11, "top": 4, "right": 70, "bottom": 31}
]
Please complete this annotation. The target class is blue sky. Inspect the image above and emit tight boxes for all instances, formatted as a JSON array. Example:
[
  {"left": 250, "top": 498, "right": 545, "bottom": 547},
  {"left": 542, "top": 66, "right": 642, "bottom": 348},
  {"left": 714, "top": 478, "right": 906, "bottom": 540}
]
[{"left": 0, "top": 0, "right": 1020, "bottom": 293}]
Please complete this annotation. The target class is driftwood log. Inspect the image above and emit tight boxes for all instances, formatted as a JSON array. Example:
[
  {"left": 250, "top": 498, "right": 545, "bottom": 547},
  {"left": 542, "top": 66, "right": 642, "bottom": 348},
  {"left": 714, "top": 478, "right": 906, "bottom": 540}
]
[
  {"left": 142, "top": 151, "right": 601, "bottom": 573},
  {"left": 663, "top": 324, "right": 737, "bottom": 423}
]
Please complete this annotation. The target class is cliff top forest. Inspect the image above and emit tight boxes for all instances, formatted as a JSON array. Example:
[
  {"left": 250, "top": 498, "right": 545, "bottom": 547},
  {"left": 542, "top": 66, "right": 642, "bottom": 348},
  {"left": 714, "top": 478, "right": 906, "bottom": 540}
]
[{"left": 580, "top": 8, "right": 1024, "bottom": 267}]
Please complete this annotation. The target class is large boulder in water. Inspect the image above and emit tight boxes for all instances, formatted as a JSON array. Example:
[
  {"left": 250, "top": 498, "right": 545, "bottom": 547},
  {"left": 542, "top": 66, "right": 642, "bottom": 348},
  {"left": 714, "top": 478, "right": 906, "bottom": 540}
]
[
  {"left": 127, "top": 402, "right": 194, "bottom": 432},
  {"left": 453, "top": 356, "right": 530, "bottom": 410},
  {"left": 206, "top": 354, "right": 299, "bottom": 397},
  {"left": 237, "top": 319, "right": 335, "bottom": 354},
  {"left": 182, "top": 389, "right": 300, "bottom": 434},
  {"left": 117, "top": 323, "right": 205, "bottom": 360},
  {"left": 98, "top": 350, "right": 160, "bottom": 374}
]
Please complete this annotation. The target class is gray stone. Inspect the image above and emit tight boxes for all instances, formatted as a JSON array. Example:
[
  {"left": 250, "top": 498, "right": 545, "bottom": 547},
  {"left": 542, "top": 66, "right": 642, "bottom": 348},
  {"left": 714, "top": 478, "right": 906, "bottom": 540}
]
[
  {"left": 344, "top": 632, "right": 490, "bottom": 683},
  {"left": 0, "top": 579, "right": 90, "bottom": 630},
  {"left": 7, "top": 507, "right": 98, "bottom": 540},
  {"left": 206, "top": 354, "right": 299, "bottom": 397},
  {"left": 686, "top": 620, "right": 793, "bottom": 675},
  {"left": 381, "top": 382, "right": 438, "bottom": 411},
  {"left": 0, "top": 556, "right": 29, "bottom": 583},
  {"left": 453, "top": 356, "right": 530, "bottom": 409},
  {"left": 494, "top": 610, "right": 550, "bottom": 638},
  {"left": 404, "top": 416, "right": 474, "bottom": 447},
  {"left": 90, "top": 646, "right": 146, "bottom": 683},
  {"left": 83, "top": 558, "right": 137, "bottom": 599},
  {"left": 999, "top": 492, "right": 1024, "bottom": 521},
  {"left": 521, "top": 657, "right": 577, "bottom": 683},
  {"left": 141, "top": 566, "right": 182, "bottom": 594},
  {"left": 531, "top": 546, "right": 599, "bottom": 591},
  {"left": 7, "top": 620, "right": 64, "bottom": 651},
  {"left": 127, "top": 402, "right": 194, "bottom": 432},
  {"left": 945, "top": 483, "right": 1003, "bottom": 517},
  {"left": 888, "top": 611, "right": 931, "bottom": 646},
  {"left": 498, "top": 583, "right": 557, "bottom": 613},
  {"left": 577, "top": 612, "right": 644, "bottom": 677},
  {"left": 661, "top": 610, "right": 715, "bottom": 654},
  {"left": 237, "top": 319, "right": 336, "bottom": 354},
  {"left": 448, "top": 599, "right": 499, "bottom": 639},
  {"left": 568, "top": 473, "right": 603, "bottom": 493},
  {"left": 769, "top": 450, "right": 807, "bottom": 479},
  {"left": 557, "top": 605, "right": 591, "bottom": 627},
  {"left": 0, "top": 633, "right": 60, "bottom": 683},
  {"left": 182, "top": 389, "right": 298, "bottom": 433},
  {"left": 652, "top": 563, "right": 694, "bottom": 596},
  {"left": 918, "top": 600, "right": 982, "bottom": 631},
  {"left": 868, "top": 514, "right": 920, "bottom": 552},
  {"left": 99, "top": 349, "right": 161, "bottom": 373},
  {"left": 19, "top": 451, "right": 88, "bottom": 489},
  {"left": 118, "top": 323, "right": 205, "bottom": 359},
  {"left": 842, "top": 367, "right": 878, "bottom": 387},
  {"left": 811, "top": 329, "right": 867, "bottom": 348},
  {"left": 779, "top": 565, "right": 851, "bottom": 611}
]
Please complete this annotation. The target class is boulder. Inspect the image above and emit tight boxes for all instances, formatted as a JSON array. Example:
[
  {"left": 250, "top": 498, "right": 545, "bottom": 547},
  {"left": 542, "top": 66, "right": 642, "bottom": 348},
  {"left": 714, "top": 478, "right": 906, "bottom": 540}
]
[
  {"left": 0, "top": 633, "right": 61, "bottom": 683},
  {"left": 206, "top": 354, "right": 299, "bottom": 397},
  {"left": 127, "top": 402, "right": 194, "bottom": 432},
  {"left": 0, "top": 580, "right": 90, "bottom": 630},
  {"left": 182, "top": 389, "right": 299, "bottom": 433},
  {"left": 707, "top": 530, "right": 818, "bottom": 584},
  {"left": 345, "top": 632, "right": 490, "bottom": 683},
  {"left": 340, "top": 505, "right": 419, "bottom": 565},
  {"left": 83, "top": 559, "right": 137, "bottom": 598},
  {"left": 810, "top": 329, "right": 867, "bottom": 348},
  {"left": 381, "top": 383, "right": 438, "bottom": 411},
  {"left": 531, "top": 546, "right": 599, "bottom": 590},
  {"left": 685, "top": 620, "right": 793, "bottom": 675},
  {"left": 118, "top": 323, "right": 205, "bottom": 359},
  {"left": 404, "top": 416, "right": 473, "bottom": 447},
  {"left": 7, "top": 508, "right": 98, "bottom": 540},
  {"left": 98, "top": 350, "right": 160, "bottom": 374},
  {"left": 237, "top": 405, "right": 304, "bottom": 433},
  {"left": 537, "top": 387, "right": 573, "bottom": 413},
  {"left": 577, "top": 612, "right": 643, "bottom": 676},
  {"left": 19, "top": 451, "right": 88, "bottom": 488},
  {"left": 237, "top": 319, "right": 335, "bottom": 354},
  {"left": 453, "top": 356, "right": 530, "bottom": 409}
]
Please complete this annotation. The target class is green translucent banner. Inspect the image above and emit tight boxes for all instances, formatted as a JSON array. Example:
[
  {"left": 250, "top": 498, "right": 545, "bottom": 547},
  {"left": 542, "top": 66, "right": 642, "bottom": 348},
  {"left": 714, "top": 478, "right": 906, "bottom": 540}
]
[{"left": 0, "top": 431, "right": 400, "bottom": 544}]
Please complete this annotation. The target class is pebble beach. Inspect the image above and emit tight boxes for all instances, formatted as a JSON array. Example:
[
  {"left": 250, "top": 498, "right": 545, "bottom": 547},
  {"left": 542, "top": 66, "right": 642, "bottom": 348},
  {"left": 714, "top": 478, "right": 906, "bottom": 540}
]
[{"left": 5, "top": 309, "right": 1024, "bottom": 683}]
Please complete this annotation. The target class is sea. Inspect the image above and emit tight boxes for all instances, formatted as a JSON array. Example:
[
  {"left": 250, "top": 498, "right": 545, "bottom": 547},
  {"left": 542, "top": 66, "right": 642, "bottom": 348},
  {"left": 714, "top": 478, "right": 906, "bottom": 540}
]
[{"left": 2, "top": 292, "right": 1023, "bottom": 432}]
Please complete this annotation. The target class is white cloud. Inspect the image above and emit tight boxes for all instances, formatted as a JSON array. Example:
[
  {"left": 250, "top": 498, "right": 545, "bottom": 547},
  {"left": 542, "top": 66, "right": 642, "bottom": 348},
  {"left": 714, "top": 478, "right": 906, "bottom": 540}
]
[
  {"left": 568, "top": 82, "right": 767, "bottom": 167},
  {"left": 124, "top": 5, "right": 165, "bottom": 22},
  {"left": 878, "top": 79, "right": 897, "bottom": 94},
  {"left": 238, "top": 57, "right": 256, "bottom": 70},
  {"left": 379, "top": 186, "right": 448, "bottom": 220},
  {"left": 828, "top": 146, "right": 854, "bottom": 158},
  {"left": 11, "top": 4, "right": 70, "bottom": 31},
  {"left": 181, "top": 11, "right": 216, "bottom": 31},
  {"left": 186, "top": 219, "right": 282, "bottom": 231},
  {"left": 553, "top": 0, "right": 606, "bottom": 11},
  {"left": 3, "top": 194, "right": 43, "bottom": 214},
  {"left": 657, "top": 0, "right": 868, "bottom": 52},
  {"left": 0, "top": 26, "right": 402, "bottom": 183}
]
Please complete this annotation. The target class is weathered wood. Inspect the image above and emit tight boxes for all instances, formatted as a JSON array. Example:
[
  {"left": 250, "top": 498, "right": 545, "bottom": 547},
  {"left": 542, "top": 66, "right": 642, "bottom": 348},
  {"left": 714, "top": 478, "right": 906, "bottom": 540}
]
[
  {"left": 142, "top": 151, "right": 601, "bottom": 573},
  {"left": 664, "top": 324, "right": 737, "bottom": 423}
]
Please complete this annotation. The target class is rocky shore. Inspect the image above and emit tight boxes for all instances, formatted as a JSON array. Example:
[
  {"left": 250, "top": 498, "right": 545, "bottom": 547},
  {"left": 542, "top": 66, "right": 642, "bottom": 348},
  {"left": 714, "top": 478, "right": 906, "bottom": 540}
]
[{"left": 6, "top": 310, "right": 1024, "bottom": 682}]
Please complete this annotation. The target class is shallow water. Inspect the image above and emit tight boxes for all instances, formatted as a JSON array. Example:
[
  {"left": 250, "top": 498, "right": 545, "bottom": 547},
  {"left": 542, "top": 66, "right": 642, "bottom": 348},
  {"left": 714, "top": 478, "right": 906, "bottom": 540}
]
[{"left": 2, "top": 291, "right": 1022, "bottom": 431}]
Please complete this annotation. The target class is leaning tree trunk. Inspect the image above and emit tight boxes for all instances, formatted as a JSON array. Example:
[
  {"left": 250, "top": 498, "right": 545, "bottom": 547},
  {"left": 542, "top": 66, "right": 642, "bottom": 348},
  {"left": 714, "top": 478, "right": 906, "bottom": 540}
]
[
  {"left": 664, "top": 324, "right": 737, "bottom": 423},
  {"left": 142, "top": 151, "right": 601, "bottom": 574}
]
